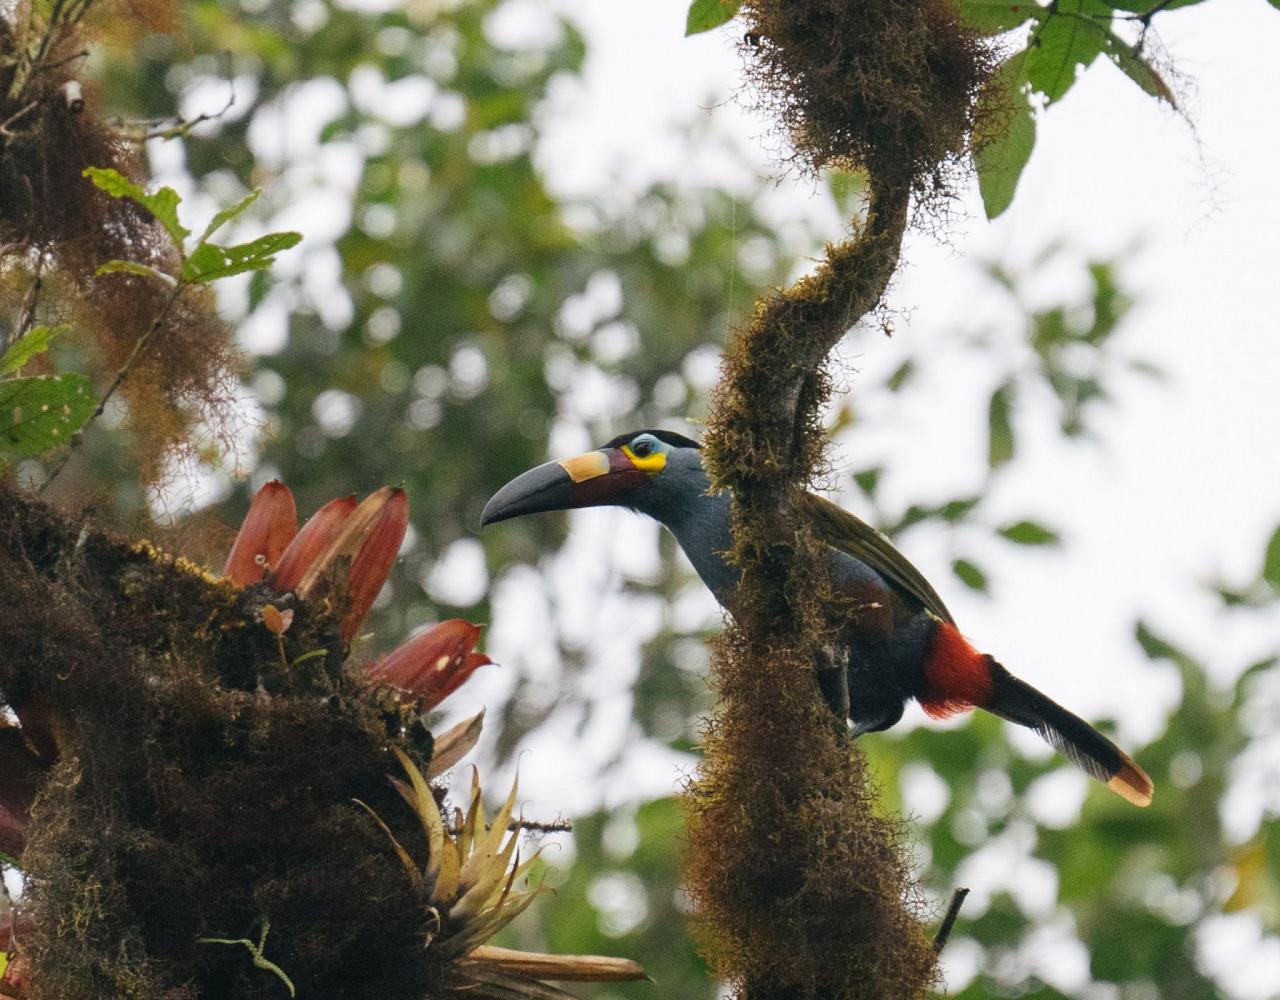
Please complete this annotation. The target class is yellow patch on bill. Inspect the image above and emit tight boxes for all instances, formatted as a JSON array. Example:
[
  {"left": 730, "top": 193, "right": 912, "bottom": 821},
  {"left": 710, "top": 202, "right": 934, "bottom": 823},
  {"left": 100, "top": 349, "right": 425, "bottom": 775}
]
[{"left": 558, "top": 451, "right": 610, "bottom": 483}]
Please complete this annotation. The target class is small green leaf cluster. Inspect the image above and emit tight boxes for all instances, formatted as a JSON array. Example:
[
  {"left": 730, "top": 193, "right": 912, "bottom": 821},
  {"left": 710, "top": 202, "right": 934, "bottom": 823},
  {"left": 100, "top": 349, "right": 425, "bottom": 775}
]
[
  {"left": 83, "top": 168, "right": 301, "bottom": 287},
  {"left": 1210, "top": 521, "right": 1280, "bottom": 608},
  {"left": 964, "top": 0, "right": 1198, "bottom": 218},
  {"left": 0, "top": 171, "right": 302, "bottom": 470},
  {"left": 0, "top": 328, "right": 93, "bottom": 461}
]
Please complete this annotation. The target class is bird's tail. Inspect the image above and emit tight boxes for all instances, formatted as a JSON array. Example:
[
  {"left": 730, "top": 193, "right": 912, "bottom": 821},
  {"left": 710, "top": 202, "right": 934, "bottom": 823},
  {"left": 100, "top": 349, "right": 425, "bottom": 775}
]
[{"left": 984, "top": 660, "right": 1154, "bottom": 807}]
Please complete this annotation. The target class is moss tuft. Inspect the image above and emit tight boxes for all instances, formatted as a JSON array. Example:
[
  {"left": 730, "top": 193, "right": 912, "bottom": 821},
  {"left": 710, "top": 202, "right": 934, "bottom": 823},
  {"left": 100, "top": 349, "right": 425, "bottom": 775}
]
[
  {"left": 738, "top": 0, "right": 996, "bottom": 205},
  {"left": 0, "top": 6, "right": 241, "bottom": 482}
]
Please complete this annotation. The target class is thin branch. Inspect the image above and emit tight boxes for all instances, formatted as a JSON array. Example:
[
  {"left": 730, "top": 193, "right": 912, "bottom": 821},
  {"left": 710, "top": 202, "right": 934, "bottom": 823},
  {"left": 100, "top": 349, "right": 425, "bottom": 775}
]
[
  {"left": 30, "top": 0, "right": 69, "bottom": 70},
  {"left": 8, "top": 0, "right": 95, "bottom": 103},
  {"left": 35, "top": 48, "right": 89, "bottom": 74},
  {"left": 1116, "top": 0, "right": 1180, "bottom": 23},
  {"left": 507, "top": 817, "right": 572, "bottom": 835},
  {"left": 141, "top": 79, "right": 236, "bottom": 141},
  {"left": 65, "top": 0, "right": 97, "bottom": 27},
  {"left": 5, "top": 260, "right": 44, "bottom": 357},
  {"left": 932, "top": 886, "right": 970, "bottom": 953},
  {"left": 0, "top": 102, "right": 41, "bottom": 144},
  {"left": 40, "top": 279, "right": 186, "bottom": 492},
  {"left": 443, "top": 817, "right": 573, "bottom": 837}
]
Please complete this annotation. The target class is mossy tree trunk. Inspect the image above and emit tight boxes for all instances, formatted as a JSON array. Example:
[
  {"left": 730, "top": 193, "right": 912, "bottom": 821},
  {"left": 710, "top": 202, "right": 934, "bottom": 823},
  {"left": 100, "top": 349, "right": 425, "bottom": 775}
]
[{"left": 683, "top": 2, "right": 994, "bottom": 997}]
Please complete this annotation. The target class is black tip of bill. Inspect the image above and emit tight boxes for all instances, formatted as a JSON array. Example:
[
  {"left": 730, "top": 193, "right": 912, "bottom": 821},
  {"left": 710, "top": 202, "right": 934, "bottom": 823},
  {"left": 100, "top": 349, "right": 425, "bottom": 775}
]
[{"left": 480, "top": 461, "right": 574, "bottom": 528}]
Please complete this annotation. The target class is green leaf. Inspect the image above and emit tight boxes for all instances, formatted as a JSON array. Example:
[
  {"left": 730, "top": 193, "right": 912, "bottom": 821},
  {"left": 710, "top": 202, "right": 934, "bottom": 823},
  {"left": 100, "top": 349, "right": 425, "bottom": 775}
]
[
  {"left": 1262, "top": 524, "right": 1280, "bottom": 590},
  {"left": 1025, "top": 6, "right": 1109, "bottom": 105},
  {"left": 1103, "top": 31, "right": 1176, "bottom": 106},
  {"left": 181, "top": 231, "right": 302, "bottom": 284},
  {"left": 0, "top": 374, "right": 94, "bottom": 457},
  {"left": 952, "top": 558, "right": 989, "bottom": 593},
  {"left": 975, "top": 51, "right": 1035, "bottom": 219},
  {"left": 82, "top": 166, "right": 190, "bottom": 246},
  {"left": 940, "top": 497, "right": 982, "bottom": 523},
  {"left": 95, "top": 260, "right": 178, "bottom": 286},
  {"left": 998, "top": 520, "right": 1061, "bottom": 546},
  {"left": 1133, "top": 620, "right": 1196, "bottom": 669},
  {"left": 987, "top": 381, "right": 1015, "bottom": 469},
  {"left": 0, "top": 325, "right": 59, "bottom": 375},
  {"left": 198, "top": 188, "right": 262, "bottom": 243},
  {"left": 853, "top": 467, "right": 881, "bottom": 498},
  {"left": 958, "top": 0, "right": 1042, "bottom": 34},
  {"left": 886, "top": 359, "right": 914, "bottom": 392},
  {"left": 685, "top": 0, "right": 740, "bottom": 36}
]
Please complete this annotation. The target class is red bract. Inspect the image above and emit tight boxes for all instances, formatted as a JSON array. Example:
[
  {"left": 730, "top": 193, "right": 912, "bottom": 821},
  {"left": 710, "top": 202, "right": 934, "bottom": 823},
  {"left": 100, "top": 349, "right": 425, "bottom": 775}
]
[
  {"left": 341, "top": 488, "right": 409, "bottom": 644},
  {"left": 0, "top": 907, "right": 32, "bottom": 997},
  {"left": 365, "top": 619, "right": 493, "bottom": 710},
  {"left": 0, "top": 948, "right": 31, "bottom": 997},
  {"left": 292, "top": 487, "right": 409, "bottom": 645},
  {"left": 270, "top": 495, "right": 357, "bottom": 591},
  {"left": 222, "top": 480, "right": 298, "bottom": 585}
]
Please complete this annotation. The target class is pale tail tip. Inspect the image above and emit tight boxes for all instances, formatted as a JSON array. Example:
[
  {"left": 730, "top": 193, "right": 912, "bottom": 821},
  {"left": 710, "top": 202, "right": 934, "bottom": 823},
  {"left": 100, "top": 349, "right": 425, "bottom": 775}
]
[{"left": 1107, "top": 758, "right": 1155, "bottom": 808}]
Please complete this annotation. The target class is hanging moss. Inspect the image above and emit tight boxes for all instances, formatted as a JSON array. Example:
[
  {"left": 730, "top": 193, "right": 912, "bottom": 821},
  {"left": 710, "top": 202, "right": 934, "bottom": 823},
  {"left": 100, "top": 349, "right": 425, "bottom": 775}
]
[
  {"left": 737, "top": 0, "right": 995, "bottom": 204},
  {"left": 0, "top": 3, "right": 240, "bottom": 483}
]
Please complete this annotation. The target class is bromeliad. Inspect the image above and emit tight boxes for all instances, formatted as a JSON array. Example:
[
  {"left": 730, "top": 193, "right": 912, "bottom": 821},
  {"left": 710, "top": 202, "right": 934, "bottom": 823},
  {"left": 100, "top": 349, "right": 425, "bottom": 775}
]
[
  {"left": 223, "top": 481, "right": 491, "bottom": 708},
  {"left": 482, "top": 430, "right": 1153, "bottom": 807}
]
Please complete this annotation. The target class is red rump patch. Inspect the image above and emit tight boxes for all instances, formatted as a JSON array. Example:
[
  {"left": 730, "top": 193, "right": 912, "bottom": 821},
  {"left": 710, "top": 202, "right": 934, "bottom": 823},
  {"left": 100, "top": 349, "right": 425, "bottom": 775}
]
[{"left": 918, "top": 622, "right": 993, "bottom": 719}]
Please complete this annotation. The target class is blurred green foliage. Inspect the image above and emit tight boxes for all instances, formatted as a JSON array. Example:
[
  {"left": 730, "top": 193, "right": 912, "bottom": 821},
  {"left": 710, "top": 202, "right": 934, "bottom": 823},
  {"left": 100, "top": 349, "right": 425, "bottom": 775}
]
[{"left": 12, "top": 0, "right": 1276, "bottom": 997}]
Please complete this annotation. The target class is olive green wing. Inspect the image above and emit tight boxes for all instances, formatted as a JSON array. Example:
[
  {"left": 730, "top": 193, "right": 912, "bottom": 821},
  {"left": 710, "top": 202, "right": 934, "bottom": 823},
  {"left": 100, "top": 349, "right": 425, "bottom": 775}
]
[{"left": 800, "top": 491, "right": 955, "bottom": 625}]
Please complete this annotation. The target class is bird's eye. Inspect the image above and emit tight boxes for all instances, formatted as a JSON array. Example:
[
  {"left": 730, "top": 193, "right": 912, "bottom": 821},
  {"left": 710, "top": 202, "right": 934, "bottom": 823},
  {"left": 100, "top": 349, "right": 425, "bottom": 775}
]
[{"left": 631, "top": 438, "right": 653, "bottom": 458}]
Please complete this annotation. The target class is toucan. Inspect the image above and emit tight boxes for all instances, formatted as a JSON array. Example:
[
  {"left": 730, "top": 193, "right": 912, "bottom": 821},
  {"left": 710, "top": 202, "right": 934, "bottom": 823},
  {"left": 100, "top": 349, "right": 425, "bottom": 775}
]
[{"left": 481, "top": 429, "right": 1153, "bottom": 807}]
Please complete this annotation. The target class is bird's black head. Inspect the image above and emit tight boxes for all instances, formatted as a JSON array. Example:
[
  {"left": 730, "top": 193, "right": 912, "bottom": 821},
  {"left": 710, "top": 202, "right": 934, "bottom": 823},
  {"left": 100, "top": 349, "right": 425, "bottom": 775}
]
[{"left": 480, "top": 429, "right": 702, "bottom": 527}]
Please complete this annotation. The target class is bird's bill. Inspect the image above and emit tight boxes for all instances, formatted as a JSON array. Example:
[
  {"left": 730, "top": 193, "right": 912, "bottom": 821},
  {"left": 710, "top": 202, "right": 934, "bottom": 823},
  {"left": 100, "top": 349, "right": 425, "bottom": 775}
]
[{"left": 480, "top": 449, "right": 647, "bottom": 526}]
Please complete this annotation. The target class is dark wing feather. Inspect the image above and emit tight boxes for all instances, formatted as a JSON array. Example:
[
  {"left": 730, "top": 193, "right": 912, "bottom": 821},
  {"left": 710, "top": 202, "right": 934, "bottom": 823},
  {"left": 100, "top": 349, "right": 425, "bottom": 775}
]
[{"left": 800, "top": 491, "right": 955, "bottom": 624}]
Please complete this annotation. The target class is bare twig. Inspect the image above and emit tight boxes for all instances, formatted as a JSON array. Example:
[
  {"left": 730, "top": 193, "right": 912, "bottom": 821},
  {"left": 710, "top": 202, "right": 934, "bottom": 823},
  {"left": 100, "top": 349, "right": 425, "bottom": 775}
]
[
  {"left": 40, "top": 280, "right": 186, "bottom": 492},
  {"left": 142, "top": 79, "right": 236, "bottom": 141},
  {"left": 443, "top": 817, "right": 573, "bottom": 837},
  {"left": 0, "top": 102, "right": 41, "bottom": 144},
  {"left": 5, "top": 260, "right": 44, "bottom": 358},
  {"left": 932, "top": 886, "right": 970, "bottom": 953},
  {"left": 36, "top": 48, "right": 89, "bottom": 74},
  {"left": 1116, "top": 0, "right": 1179, "bottom": 23},
  {"left": 507, "top": 817, "right": 572, "bottom": 835},
  {"left": 7, "top": 0, "right": 95, "bottom": 103}
]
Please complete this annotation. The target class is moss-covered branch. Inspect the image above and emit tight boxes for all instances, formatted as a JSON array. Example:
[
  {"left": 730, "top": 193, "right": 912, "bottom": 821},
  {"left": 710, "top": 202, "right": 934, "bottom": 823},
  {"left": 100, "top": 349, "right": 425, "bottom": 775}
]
[
  {"left": 685, "top": 2, "right": 994, "bottom": 997},
  {"left": 0, "top": 487, "right": 442, "bottom": 998}
]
